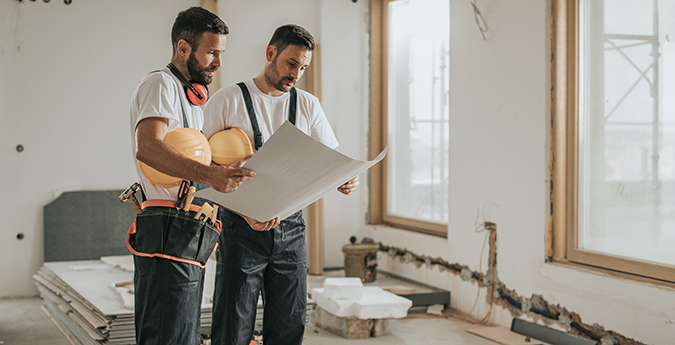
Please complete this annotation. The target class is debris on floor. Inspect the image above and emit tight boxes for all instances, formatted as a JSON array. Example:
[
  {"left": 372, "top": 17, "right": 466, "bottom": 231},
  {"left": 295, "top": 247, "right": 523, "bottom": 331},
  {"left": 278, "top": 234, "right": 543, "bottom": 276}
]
[{"left": 426, "top": 304, "right": 445, "bottom": 315}]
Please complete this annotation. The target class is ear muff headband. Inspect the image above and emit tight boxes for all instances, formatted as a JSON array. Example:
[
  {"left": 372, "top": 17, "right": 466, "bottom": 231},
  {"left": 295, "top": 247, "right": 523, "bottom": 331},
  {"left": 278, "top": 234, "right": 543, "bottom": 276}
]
[{"left": 167, "top": 63, "right": 209, "bottom": 106}]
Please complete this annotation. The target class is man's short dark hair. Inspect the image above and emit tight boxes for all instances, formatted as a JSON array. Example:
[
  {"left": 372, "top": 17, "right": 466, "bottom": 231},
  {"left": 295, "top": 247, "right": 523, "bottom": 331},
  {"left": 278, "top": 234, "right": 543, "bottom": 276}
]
[
  {"left": 268, "top": 24, "right": 315, "bottom": 55},
  {"left": 171, "top": 7, "right": 229, "bottom": 54}
]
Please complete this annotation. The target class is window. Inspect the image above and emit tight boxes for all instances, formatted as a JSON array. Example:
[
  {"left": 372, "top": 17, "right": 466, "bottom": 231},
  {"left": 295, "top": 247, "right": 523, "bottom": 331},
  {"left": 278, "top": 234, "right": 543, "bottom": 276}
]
[
  {"left": 553, "top": 0, "right": 675, "bottom": 283},
  {"left": 370, "top": 0, "right": 450, "bottom": 236}
]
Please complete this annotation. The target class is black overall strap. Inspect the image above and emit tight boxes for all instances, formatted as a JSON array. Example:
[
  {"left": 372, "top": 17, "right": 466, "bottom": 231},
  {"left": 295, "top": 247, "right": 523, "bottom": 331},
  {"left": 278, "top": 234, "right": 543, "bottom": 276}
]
[
  {"left": 236, "top": 82, "right": 297, "bottom": 151},
  {"left": 175, "top": 101, "right": 192, "bottom": 209},
  {"left": 289, "top": 87, "right": 297, "bottom": 125},
  {"left": 237, "top": 82, "right": 264, "bottom": 150},
  {"left": 179, "top": 100, "right": 190, "bottom": 129},
  {"left": 177, "top": 77, "right": 192, "bottom": 207},
  {"left": 178, "top": 98, "right": 211, "bottom": 197}
]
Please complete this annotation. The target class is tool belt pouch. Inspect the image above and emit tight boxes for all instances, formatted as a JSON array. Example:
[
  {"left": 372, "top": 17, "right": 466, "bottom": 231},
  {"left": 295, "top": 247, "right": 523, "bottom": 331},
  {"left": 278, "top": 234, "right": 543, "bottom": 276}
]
[{"left": 127, "top": 207, "right": 220, "bottom": 268}]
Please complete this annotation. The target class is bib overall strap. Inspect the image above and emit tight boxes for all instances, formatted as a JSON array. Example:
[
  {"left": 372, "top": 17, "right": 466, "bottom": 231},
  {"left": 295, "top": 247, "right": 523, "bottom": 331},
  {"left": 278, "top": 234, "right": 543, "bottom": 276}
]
[
  {"left": 236, "top": 82, "right": 297, "bottom": 151},
  {"left": 179, "top": 100, "right": 190, "bottom": 129},
  {"left": 289, "top": 87, "right": 297, "bottom": 125},
  {"left": 174, "top": 101, "right": 192, "bottom": 207},
  {"left": 237, "top": 82, "right": 264, "bottom": 150}
]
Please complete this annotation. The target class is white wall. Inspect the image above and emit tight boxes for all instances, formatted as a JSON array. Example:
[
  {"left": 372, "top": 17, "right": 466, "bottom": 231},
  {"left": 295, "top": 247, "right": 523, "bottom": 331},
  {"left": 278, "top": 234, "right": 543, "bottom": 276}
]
[
  {"left": 3, "top": 0, "right": 674, "bottom": 344},
  {"left": 0, "top": 0, "right": 199, "bottom": 297},
  {"left": 0, "top": 0, "right": 368, "bottom": 296},
  {"left": 361, "top": 1, "right": 675, "bottom": 345}
]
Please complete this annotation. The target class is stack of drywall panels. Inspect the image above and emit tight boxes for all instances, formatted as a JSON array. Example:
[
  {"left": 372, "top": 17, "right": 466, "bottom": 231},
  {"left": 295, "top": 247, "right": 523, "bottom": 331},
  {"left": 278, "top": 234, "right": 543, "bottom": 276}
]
[
  {"left": 34, "top": 255, "right": 315, "bottom": 344},
  {"left": 33, "top": 256, "right": 215, "bottom": 345}
]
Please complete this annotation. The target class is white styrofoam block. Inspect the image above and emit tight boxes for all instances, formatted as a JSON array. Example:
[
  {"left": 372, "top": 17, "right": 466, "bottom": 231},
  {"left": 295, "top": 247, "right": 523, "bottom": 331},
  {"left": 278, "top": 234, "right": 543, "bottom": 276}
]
[
  {"left": 323, "top": 277, "right": 363, "bottom": 299},
  {"left": 312, "top": 287, "right": 356, "bottom": 317},
  {"left": 312, "top": 286, "right": 412, "bottom": 319},
  {"left": 353, "top": 287, "right": 412, "bottom": 319}
]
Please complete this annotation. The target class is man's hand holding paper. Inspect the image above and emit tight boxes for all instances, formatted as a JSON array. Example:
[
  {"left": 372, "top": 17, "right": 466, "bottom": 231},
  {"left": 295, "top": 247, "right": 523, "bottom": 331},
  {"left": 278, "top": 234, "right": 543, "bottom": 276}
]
[{"left": 193, "top": 121, "right": 386, "bottom": 222}]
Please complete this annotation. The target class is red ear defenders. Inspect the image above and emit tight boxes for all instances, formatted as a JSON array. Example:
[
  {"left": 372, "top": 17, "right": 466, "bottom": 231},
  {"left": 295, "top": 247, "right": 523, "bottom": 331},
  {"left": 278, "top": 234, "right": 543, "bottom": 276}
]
[{"left": 167, "top": 63, "right": 209, "bottom": 106}]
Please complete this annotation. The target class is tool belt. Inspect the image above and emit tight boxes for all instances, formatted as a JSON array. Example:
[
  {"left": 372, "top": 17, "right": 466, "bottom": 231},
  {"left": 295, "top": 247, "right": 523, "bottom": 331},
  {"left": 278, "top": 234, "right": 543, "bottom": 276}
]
[{"left": 126, "top": 182, "right": 221, "bottom": 268}]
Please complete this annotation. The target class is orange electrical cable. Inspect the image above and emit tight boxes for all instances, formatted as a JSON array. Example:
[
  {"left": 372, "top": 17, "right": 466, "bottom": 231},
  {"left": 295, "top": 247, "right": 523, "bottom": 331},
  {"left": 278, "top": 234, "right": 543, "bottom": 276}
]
[{"left": 447, "top": 223, "right": 497, "bottom": 325}]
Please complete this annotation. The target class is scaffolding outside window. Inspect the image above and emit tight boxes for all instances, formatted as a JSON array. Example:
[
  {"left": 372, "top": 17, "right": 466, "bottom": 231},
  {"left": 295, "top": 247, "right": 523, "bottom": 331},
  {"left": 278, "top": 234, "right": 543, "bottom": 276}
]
[
  {"left": 553, "top": 0, "right": 675, "bottom": 283},
  {"left": 369, "top": 0, "right": 449, "bottom": 236}
]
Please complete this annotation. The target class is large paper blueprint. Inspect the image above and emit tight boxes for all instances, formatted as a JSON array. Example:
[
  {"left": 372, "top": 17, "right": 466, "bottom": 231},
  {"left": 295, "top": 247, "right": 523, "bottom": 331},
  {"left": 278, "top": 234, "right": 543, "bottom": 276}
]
[{"left": 194, "top": 121, "right": 387, "bottom": 221}]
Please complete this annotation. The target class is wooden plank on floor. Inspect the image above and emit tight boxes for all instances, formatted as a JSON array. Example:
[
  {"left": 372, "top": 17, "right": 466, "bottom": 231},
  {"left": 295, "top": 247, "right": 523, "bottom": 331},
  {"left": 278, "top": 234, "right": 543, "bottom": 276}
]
[{"left": 467, "top": 326, "right": 553, "bottom": 345}]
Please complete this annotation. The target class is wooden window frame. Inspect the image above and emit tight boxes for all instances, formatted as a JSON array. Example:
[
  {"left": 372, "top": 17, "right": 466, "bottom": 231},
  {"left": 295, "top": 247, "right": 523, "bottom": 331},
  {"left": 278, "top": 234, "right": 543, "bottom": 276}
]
[
  {"left": 551, "top": 0, "right": 675, "bottom": 284},
  {"left": 369, "top": 0, "right": 448, "bottom": 237}
]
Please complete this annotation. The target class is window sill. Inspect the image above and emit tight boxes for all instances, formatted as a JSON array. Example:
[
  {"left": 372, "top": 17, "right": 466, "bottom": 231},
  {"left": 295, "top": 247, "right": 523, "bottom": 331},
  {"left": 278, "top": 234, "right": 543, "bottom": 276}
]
[{"left": 547, "top": 258, "right": 675, "bottom": 290}]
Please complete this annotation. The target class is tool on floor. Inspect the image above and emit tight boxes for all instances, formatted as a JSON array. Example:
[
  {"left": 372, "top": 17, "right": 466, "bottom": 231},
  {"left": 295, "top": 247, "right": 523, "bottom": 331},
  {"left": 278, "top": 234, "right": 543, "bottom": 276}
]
[
  {"left": 119, "top": 182, "right": 142, "bottom": 214},
  {"left": 115, "top": 279, "right": 134, "bottom": 287},
  {"left": 183, "top": 186, "right": 196, "bottom": 211}
]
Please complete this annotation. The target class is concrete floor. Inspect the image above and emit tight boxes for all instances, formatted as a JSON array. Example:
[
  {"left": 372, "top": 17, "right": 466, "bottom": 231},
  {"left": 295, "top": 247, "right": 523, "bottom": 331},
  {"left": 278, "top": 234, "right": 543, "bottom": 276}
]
[
  {"left": 1, "top": 268, "right": 498, "bottom": 345},
  {"left": 0, "top": 296, "right": 496, "bottom": 345},
  {"left": 0, "top": 297, "right": 72, "bottom": 345}
]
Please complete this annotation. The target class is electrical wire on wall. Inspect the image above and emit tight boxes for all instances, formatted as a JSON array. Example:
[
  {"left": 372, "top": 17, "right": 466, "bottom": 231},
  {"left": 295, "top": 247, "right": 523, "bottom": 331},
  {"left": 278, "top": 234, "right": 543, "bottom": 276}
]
[
  {"left": 14, "top": 0, "right": 72, "bottom": 5},
  {"left": 477, "top": 221, "right": 497, "bottom": 324},
  {"left": 448, "top": 219, "right": 497, "bottom": 325},
  {"left": 471, "top": 0, "right": 488, "bottom": 40},
  {"left": 6, "top": 0, "right": 22, "bottom": 53}
]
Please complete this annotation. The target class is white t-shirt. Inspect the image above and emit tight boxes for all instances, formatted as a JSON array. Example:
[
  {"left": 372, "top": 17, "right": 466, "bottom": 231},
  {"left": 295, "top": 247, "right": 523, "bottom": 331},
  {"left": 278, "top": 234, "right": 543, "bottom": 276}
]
[
  {"left": 129, "top": 67, "right": 205, "bottom": 201},
  {"left": 203, "top": 79, "right": 338, "bottom": 149}
]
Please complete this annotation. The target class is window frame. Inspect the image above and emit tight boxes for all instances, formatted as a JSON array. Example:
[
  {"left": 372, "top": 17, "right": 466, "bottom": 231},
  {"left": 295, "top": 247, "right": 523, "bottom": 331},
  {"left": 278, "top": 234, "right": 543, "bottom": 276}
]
[
  {"left": 369, "top": 0, "right": 448, "bottom": 237},
  {"left": 551, "top": 0, "right": 675, "bottom": 284}
]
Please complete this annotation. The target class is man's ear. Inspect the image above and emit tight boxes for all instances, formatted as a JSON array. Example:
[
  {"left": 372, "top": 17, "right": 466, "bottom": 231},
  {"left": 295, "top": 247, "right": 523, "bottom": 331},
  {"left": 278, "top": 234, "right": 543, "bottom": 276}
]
[
  {"left": 177, "top": 39, "right": 192, "bottom": 60},
  {"left": 265, "top": 45, "right": 277, "bottom": 62}
]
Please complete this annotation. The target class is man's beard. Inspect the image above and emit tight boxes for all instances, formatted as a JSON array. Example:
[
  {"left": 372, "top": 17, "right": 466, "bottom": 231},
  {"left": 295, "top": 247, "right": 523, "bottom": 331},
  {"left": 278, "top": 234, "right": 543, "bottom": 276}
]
[
  {"left": 264, "top": 56, "right": 295, "bottom": 93},
  {"left": 187, "top": 52, "right": 215, "bottom": 85}
]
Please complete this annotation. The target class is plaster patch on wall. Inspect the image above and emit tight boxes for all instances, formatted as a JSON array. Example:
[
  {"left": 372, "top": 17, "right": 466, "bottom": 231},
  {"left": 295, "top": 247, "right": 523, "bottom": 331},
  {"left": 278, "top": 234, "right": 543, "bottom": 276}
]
[
  {"left": 602, "top": 334, "right": 618, "bottom": 345},
  {"left": 460, "top": 266, "right": 474, "bottom": 281}
]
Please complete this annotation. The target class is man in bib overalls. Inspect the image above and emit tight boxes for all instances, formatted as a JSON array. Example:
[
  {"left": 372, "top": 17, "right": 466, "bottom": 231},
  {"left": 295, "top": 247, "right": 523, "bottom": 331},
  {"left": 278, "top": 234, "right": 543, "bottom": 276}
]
[
  {"left": 203, "top": 24, "right": 359, "bottom": 345},
  {"left": 130, "top": 7, "right": 254, "bottom": 345}
]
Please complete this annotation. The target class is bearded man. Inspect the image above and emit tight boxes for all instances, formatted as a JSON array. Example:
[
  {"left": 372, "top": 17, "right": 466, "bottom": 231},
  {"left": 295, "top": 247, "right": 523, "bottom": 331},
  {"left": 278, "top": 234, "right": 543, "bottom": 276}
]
[{"left": 129, "top": 7, "right": 254, "bottom": 345}]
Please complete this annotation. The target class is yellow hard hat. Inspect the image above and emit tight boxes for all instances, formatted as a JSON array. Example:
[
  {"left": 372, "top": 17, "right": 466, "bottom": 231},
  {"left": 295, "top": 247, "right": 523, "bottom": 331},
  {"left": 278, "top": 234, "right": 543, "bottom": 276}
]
[
  {"left": 139, "top": 128, "right": 212, "bottom": 187},
  {"left": 208, "top": 127, "right": 253, "bottom": 166}
]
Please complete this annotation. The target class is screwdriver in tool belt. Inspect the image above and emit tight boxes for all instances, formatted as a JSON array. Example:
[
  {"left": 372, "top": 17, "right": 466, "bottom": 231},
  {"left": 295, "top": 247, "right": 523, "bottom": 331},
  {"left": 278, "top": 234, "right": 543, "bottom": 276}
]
[{"left": 183, "top": 186, "right": 196, "bottom": 211}]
